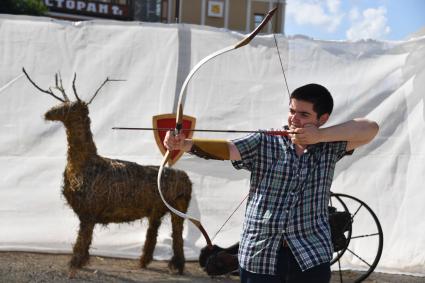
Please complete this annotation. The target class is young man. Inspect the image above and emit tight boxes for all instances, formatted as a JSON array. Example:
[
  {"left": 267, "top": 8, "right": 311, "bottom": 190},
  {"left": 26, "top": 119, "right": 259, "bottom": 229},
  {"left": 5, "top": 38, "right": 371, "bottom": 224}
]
[{"left": 164, "top": 83, "right": 379, "bottom": 283}]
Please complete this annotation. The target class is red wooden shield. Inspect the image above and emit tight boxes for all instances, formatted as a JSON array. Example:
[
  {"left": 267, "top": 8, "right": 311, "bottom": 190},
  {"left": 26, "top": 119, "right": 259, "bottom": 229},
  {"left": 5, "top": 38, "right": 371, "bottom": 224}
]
[{"left": 152, "top": 113, "right": 196, "bottom": 166}]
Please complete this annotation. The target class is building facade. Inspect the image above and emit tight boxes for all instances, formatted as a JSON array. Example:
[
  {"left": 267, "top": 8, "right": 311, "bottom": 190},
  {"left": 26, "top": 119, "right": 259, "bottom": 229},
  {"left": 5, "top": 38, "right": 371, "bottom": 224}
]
[
  {"left": 164, "top": 0, "right": 286, "bottom": 34},
  {"left": 43, "top": 0, "right": 286, "bottom": 34}
]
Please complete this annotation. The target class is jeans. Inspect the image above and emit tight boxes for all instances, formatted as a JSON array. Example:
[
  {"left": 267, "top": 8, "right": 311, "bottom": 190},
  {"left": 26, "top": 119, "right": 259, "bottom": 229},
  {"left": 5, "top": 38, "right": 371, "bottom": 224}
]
[{"left": 239, "top": 246, "right": 331, "bottom": 283}]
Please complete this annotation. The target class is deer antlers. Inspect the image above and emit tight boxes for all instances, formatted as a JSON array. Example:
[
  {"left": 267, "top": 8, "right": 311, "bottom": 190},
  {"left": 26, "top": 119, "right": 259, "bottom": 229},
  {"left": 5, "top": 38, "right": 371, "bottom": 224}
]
[
  {"left": 22, "top": 67, "right": 124, "bottom": 104},
  {"left": 23, "top": 67, "right": 67, "bottom": 102}
]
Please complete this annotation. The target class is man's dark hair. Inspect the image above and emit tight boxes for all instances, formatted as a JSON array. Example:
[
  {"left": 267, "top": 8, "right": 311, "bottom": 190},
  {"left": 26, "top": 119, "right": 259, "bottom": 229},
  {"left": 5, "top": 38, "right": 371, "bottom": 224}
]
[{"left": 290, "top": 83, "right": 333, "bottom": 118}]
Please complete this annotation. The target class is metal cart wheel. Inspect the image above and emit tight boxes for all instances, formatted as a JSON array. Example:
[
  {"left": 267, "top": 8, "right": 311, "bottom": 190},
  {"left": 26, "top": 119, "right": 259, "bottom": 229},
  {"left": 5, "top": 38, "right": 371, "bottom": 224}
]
[{"left": 329, "top": 193, "right": 384, "bottom": 283}]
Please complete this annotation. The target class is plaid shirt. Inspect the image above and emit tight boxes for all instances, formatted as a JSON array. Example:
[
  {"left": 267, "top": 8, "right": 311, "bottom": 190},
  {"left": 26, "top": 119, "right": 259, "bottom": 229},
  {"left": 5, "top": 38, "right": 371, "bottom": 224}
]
[{"left": 231, "top": 131, "right": 350, "bottom": 275}]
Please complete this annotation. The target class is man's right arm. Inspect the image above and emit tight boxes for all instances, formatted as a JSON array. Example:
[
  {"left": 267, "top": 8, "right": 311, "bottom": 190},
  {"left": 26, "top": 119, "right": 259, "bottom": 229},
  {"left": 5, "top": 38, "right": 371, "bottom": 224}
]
[{"left": 163, "top": 131, "right": 241, "bottom": 161}]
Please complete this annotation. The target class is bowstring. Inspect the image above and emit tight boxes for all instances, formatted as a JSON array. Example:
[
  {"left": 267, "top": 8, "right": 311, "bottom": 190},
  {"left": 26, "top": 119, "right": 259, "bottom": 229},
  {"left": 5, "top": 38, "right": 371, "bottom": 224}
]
[
  {"left": 211, "top": 193, "right": 249, "bottom": 242},
  {"left": 273, "top": 33, "right": 291, "bottom": 101}
]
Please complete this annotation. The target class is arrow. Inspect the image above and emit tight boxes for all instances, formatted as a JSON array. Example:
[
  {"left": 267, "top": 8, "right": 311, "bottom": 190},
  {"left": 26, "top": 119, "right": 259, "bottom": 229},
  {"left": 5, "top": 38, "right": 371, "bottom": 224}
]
[{"left": 112, "top": 127, "right": 294, "bottom": 136}]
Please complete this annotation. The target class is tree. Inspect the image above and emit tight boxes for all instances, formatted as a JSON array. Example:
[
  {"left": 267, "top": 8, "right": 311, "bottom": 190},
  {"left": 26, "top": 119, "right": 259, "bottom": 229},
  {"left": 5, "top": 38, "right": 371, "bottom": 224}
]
[{"left": 0, "top": 0, "right": 47, "bottom": 16}]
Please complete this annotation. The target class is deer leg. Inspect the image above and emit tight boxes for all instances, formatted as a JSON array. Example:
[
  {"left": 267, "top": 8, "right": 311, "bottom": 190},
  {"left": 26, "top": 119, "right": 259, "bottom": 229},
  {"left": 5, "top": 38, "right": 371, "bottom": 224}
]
[
  {"left": 69, "top": 221, "right": 95, "bottom": 277},
  {"left": 168, "top": 198, "right": 188, "bottom": 275},
  {"left": 140, "top": 213, "right": 162, "bottom": 268}
]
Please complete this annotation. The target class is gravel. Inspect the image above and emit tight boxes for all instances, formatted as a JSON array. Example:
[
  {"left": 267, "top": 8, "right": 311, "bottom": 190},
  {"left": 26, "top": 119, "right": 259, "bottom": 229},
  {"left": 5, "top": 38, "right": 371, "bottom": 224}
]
[{"left": 0, "top": 252, "right": 422, "bottom": 283}]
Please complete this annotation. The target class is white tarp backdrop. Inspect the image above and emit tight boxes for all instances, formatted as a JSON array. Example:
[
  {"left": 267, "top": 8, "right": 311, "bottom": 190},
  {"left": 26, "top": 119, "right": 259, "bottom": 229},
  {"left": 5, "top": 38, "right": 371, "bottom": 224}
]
[{"left": 0, "top": 15, "right": 424, "bottom": 276}]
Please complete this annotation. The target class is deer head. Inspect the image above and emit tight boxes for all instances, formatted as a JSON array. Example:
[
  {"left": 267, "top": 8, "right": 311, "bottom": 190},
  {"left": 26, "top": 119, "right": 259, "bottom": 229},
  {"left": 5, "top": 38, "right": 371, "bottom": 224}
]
[{"left": 44, "top": 100, "right": 89, "bottom": 122}]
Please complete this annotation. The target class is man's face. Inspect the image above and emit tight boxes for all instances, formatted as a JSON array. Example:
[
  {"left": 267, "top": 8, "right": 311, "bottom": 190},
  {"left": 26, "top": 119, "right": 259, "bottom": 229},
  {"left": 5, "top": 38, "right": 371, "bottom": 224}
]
[{"left": 287, "top": 98, "right": 328, "bottom": 129}]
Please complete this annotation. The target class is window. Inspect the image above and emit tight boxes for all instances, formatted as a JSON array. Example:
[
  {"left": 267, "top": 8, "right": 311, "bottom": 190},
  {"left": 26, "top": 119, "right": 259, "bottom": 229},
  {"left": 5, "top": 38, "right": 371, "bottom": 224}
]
[
  {"left": 254, "top": 14, "right": 264, "bottom": 28},
  {"left": 141, "top": 0, "right": 162, "bottom": 22}
]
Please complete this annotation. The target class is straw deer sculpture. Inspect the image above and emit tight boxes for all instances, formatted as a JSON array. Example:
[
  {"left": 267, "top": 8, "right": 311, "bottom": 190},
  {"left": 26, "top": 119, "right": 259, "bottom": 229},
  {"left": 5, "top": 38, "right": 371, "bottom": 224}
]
[{"left": 22, "top": 68, "right": 192, "bottom": 276}]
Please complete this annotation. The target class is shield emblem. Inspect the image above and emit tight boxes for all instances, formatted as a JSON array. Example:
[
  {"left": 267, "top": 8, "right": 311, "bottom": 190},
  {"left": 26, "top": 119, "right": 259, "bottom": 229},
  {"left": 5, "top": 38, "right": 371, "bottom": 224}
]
[{"left": 152, "top": 113, "right": 196, "bottom": 166}]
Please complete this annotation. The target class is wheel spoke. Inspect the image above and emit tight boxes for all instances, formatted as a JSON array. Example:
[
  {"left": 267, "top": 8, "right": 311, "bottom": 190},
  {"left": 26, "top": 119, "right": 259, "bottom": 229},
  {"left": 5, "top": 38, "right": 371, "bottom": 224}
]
[
  {"left": 350, "top": 232, "right": 380, "bottom": 240},
  {"left": 346, "top": 247, "right": 372, "bottom": 267},
  {"left": 350, "top": 203, "right": 363, "bottom": 220}
]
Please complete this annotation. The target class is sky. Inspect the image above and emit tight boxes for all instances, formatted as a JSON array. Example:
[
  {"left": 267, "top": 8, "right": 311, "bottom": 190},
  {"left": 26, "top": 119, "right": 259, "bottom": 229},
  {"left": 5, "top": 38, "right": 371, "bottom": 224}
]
[{"left": 284, "top": 0, "right": 425, "bottom": 41}]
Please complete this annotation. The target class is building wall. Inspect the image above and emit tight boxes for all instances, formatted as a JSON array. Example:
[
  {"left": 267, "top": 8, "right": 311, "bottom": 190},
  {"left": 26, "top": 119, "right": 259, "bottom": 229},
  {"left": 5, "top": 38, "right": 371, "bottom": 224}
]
[
  {"left": 228, "top": 0, "right": 247, "bottom": 32},
  {"left": 181, "top": 0, "right": 201, "bottom": 24},
  {"left": 179, "top": 0, "right": 285, "bottom": 34}
]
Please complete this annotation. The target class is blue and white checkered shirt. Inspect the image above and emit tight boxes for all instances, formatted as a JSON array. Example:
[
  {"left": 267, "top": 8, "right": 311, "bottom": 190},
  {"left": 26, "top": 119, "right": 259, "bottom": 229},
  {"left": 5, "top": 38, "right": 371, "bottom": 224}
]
[{"left": 231, "top": 131, "right": 350, "bottom": 275}]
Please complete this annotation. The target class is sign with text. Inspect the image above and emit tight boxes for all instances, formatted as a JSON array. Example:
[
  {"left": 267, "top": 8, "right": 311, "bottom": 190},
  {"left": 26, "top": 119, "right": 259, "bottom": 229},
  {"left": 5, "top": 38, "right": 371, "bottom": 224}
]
[{"left": 44, "top": 0, "right": 130, "bottom": 19}]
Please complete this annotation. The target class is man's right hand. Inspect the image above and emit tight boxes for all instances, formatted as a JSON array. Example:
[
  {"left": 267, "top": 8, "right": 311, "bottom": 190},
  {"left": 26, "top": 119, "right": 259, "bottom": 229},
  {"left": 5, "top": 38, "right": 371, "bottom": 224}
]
[
  {"left": 164, "top": 131, "right": 190, "bottom": 151},
  {"left": 164, "top": 131, "right": 242, "bottom": 160}
]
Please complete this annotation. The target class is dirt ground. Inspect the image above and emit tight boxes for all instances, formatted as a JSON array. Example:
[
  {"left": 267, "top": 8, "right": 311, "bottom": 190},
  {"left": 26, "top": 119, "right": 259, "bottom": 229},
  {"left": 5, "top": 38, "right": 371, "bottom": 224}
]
[{"left": 0, "top": 251, "right": 423, "bottom": 283}]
